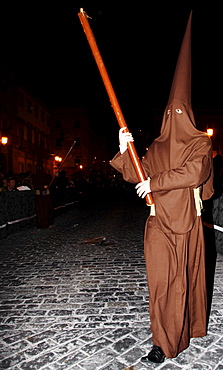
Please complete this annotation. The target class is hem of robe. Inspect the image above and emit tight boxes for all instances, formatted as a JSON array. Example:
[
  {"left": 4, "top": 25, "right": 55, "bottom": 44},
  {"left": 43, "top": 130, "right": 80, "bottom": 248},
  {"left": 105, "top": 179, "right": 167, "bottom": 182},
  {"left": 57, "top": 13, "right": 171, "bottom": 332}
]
[
  {"left": 155, "top": 332, "right": 207, "bottom": 358},
  {"left": 145, "top": 216, "right": 207, "bottom": 359}
]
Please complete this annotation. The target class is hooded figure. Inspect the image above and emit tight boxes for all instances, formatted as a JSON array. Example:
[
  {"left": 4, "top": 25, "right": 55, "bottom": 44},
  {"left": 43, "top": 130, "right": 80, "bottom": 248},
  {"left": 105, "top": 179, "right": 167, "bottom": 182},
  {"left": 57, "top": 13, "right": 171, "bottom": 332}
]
[
  {"left": 110, "top": 11, "right": 214, "bottom": 363},
  {"left": 32, "top": 161, "right": 54, "bottom": 229}
]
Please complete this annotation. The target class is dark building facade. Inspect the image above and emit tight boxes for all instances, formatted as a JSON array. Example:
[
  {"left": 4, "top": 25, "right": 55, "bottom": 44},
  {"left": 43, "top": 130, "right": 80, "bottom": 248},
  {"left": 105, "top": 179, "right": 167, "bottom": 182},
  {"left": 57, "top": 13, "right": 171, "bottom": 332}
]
[
  {"left": 51, "top": 107, "right": 109, "bottom": 178},
  {"left": 0, "top": 66, "right": 52, "bottom": 176},
  {"left": 0, "top": 65, "right": 110, "bottom": 178}
]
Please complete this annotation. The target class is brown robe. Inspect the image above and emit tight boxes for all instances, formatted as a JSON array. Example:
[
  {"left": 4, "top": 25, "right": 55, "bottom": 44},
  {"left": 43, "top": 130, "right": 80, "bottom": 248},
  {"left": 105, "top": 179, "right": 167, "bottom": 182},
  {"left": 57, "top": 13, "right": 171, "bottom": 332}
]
[
  {"left": 32, "top": 169, "right": 54, "bottom": 229},
  {"left": 110, "top": 12, "right": 214, "bottom": 358},
  {"left": 110, "top": 139, "right": 213, "bottom": 358}
]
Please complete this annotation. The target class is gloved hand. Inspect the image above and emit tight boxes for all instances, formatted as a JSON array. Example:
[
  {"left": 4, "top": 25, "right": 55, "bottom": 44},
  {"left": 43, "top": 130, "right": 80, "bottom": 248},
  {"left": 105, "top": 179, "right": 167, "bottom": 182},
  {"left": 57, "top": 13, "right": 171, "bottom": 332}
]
[
  {"left": 135, "top": 178, "right": 151, "bottom": 198},
  {"left": 119, "top": 127, "right": 134, "bottom": 154}
]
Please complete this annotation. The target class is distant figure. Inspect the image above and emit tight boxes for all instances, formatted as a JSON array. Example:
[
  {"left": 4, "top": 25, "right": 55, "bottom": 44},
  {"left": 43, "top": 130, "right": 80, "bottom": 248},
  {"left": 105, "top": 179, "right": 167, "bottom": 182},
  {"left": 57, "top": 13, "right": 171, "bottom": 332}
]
[
  {"left": 32, "top": 164, "right": 53, "bottom": 229},
  {"left": 17, "top": 178, "right": 32, "bottom": 191},
  {"left": 54, "top": 170, "right": 69, "bottom": 206},
  {"left": 5, "top": 178, "right": 18, "bottom": 192},
  {"left": 0, "top": 171, "right": 5, "bottom": 186},
  {"left": 0, "top": 178, "right": 8, "bottom": 191}
]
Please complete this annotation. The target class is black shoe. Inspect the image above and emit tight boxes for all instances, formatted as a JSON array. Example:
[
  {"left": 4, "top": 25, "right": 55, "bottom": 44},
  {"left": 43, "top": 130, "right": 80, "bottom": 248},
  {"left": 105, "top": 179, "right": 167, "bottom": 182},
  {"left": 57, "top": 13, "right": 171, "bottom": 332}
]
[{"left": 141, "top": 345, "right": 165, "bottom": 363}]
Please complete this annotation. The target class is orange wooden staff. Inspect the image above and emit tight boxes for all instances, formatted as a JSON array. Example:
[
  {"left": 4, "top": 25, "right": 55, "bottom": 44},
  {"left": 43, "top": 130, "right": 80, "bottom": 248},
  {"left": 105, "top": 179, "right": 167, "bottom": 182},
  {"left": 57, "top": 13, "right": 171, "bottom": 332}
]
[{"left": 78, "top": 9, "right": 154, "bottom": 205}]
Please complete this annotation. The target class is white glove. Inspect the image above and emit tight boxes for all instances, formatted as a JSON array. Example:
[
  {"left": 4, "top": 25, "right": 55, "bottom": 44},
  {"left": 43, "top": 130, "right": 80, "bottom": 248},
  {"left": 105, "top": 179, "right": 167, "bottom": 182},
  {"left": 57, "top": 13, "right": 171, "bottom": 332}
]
[
  {"left": 119, "top": 127, "right": 134, "bottom": 154},
  {"left": 135, "top": 178, "right": 151, "bottom": 198}
]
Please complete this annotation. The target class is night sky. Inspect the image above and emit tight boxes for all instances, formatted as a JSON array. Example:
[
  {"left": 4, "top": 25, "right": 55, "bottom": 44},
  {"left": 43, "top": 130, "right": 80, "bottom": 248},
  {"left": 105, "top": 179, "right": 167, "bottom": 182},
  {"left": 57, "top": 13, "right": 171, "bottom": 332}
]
[{"left": 1, "top": 2, "right": 222, "bottom": 154}]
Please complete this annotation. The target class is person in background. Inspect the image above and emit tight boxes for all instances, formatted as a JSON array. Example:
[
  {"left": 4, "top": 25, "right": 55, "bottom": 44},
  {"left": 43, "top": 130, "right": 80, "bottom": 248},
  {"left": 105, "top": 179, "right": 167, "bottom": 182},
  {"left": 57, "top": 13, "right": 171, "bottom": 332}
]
[
  {"left": 17, "top": 178, "right": 32, "bottom": 191},
  {"left": 6, "top": 177, "right": 18, "bottom": 192},
  {"left": 32, "top": 163, "right": 54, "bottom": 229},
  {"left": 0, "top": 178, "right": 8, "bottom": 191}
]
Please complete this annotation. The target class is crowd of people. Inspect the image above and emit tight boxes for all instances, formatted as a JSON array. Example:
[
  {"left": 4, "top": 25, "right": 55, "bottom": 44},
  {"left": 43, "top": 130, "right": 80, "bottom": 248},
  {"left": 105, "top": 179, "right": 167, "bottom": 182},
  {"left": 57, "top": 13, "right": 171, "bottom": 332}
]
[
  {"left": 0, "top": 171, "right": 33, "bottom": 192},
  {"left": 0, "top": 166, "right": 134, "bottom": 229},
  {"left": 0, "top": 155, "right": 222, "bottom": 232},
  {"left": 0, "top": 168, "right": 129, "bottom": 197}
]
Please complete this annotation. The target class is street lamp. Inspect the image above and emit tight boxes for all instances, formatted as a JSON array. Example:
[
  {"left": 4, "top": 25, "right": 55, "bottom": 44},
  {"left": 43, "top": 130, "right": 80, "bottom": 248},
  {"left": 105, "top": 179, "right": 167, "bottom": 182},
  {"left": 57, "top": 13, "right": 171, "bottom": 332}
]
[
  {"left": 55, "top": 156, "right": 62, "bottom": 163},
  {"left": 207, "top": 128, "right": 213, "bottom": 137},
  {"left": 0, "top": 136, "right": 8, "bottom": 145}
]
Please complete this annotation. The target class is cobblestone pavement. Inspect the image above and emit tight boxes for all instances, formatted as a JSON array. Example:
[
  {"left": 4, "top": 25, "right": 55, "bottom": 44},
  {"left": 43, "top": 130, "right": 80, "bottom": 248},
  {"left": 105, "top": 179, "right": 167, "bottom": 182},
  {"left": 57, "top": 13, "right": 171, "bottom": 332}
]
[{"left": 0, "top": 194, "right": 223, "bottom": 370}]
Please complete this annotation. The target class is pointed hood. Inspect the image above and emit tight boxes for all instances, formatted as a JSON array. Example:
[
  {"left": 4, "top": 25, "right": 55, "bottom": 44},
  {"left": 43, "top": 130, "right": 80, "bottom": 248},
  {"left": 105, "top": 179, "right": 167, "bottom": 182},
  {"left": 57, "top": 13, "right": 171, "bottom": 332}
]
[
  {"left": 144, "top": 11, "right": 214, "bottom": 234},
  {"left": 151, "top": 11, "right": 212, "bottom": 173},
  {"left": 159, "top": 11, "right": 197, "bottom": 142},
  {"left": 168, "top": 12, "right": 192, "bottom": 108}
]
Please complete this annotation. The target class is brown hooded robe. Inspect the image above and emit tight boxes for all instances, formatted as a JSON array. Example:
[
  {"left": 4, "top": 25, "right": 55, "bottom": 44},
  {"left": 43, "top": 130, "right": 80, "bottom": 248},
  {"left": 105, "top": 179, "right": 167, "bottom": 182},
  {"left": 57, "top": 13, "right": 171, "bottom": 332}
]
[
  {"left": 110, "top": 12, "right": 214, "bottom": 358},
  {"left": 32, "top": 165, "right": 54, "bottom": 229}
]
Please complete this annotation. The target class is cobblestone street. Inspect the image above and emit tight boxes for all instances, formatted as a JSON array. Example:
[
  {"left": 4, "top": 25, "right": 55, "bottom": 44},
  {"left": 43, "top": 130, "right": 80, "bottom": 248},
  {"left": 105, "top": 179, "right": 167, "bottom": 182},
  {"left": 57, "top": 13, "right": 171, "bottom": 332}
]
[{"left": 0, "top": 194, "right": 223, "bottom": 369}]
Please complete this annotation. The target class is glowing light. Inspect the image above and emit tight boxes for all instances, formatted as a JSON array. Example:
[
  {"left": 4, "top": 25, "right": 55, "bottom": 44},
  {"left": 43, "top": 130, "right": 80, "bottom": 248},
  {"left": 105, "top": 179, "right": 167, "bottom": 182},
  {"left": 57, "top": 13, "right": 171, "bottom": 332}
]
[
  {"left": 1, "top": 137, "right": 8, "bottom": 145},
  {"left": 207, "top": 128, "right": 213, "bottom": 137},
  {"left": 79, "top": 165, "right": 83, "bottom": 169},
  {"left": 55, "top": 156, "right": 62, "bottom": 162}
]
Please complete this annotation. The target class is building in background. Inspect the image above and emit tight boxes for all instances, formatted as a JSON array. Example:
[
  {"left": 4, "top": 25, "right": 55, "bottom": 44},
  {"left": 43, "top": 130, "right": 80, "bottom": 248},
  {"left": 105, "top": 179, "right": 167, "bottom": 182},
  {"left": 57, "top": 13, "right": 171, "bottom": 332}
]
[
  {"left": 0, "top": 65, "right": 53, "bottom": 176},
  {"left": 1, "top": 65, "right": 222, "bottom": 179},
  {"left": 0, "top": 65, "right": 109, "bottom": 178},
  {"left": 51, "top": 107, "right": 109, "bottom": 178}
]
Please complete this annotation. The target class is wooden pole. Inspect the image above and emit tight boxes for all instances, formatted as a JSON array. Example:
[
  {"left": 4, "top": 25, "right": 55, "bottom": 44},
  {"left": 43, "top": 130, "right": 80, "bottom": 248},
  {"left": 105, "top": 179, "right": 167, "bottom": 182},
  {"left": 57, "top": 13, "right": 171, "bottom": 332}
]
[{"left": 78, "top": 9, "right": 154, "bottom": 205}]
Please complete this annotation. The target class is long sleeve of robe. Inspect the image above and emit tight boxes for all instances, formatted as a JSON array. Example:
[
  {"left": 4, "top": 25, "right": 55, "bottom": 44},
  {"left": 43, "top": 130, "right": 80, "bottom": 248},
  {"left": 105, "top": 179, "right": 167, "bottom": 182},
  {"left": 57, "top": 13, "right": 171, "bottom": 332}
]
[{"left": 110, "top": 137, "right": 213, "bottom": 235}]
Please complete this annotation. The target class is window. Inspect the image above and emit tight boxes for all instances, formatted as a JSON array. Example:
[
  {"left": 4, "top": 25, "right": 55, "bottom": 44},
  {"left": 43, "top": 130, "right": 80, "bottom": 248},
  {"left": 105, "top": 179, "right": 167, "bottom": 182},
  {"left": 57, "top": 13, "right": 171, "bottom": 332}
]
[{"left": 19, "top": 162, "right": 24, "bottom": 173}]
